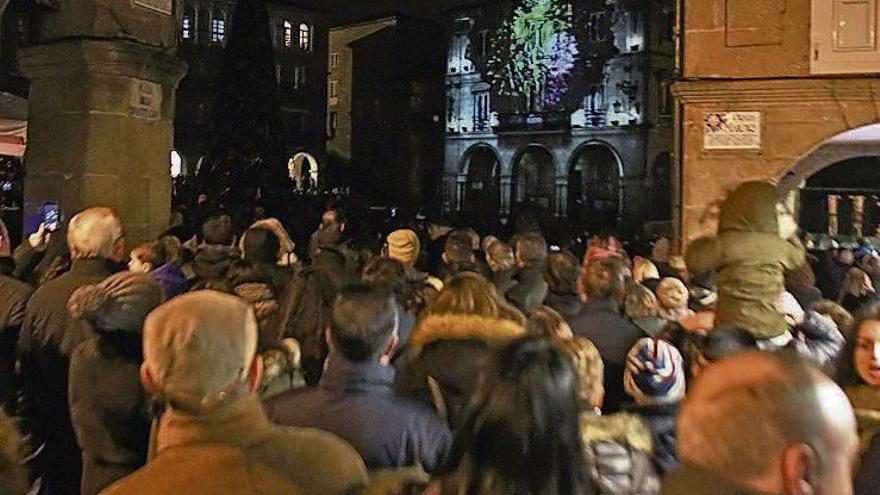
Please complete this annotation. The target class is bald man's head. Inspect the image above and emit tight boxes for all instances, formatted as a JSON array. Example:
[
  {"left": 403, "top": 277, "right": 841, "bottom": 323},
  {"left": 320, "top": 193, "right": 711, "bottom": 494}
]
[
  {"left": 678, "top": 351, "right": 857, "bottom": 495},
  {"left": 67, "top": 207, "right": 124, "bottom": 261}
]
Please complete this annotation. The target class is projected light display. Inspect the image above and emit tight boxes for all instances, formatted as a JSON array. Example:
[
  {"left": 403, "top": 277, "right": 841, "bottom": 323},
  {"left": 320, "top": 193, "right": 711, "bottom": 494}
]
[{"left": 487, "top": 0, "right": 578, "bottom": 108}]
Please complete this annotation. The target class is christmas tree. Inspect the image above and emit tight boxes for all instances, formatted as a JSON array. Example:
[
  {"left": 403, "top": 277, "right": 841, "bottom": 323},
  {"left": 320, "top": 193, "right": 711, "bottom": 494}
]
[{"left": 198, "top": 0, "right": 289, "bottom": 208}]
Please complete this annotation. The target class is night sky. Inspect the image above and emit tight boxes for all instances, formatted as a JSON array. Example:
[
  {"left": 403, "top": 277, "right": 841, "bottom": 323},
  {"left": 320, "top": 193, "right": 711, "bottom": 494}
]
[{"left": 287, "top": 0, "right": 484, "bottom": 23}]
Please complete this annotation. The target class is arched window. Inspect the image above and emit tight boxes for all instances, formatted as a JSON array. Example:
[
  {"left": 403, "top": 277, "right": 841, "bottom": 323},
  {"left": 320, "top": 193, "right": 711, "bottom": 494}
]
[
  {"left": 299, "top": 23, "right": 312, "bottom": 51},
  {"left": 170, "top": 150, "right": 183, "bottom": 178},
  {"left": 283, "top": 21, "right": 293, "bottom": 48},
  {"left": 181, "top": 6, "right": 195, "bottom": 40},
  {"left": 211, "top": 10, "right": 226, "bottom": 43}
]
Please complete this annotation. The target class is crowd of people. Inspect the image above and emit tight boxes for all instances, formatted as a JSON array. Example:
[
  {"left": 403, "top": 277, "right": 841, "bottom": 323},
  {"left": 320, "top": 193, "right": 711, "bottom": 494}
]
[{"left": 0, "top": 179, "right": 879, "bottom": 495}]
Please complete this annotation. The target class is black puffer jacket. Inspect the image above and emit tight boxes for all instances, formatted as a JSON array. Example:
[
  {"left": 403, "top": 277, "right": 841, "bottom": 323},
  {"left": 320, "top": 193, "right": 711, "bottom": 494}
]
[
  {"left": 506, "top": 265, "right": 549, "bottom": 313},
  {"left": 17, "top": 258, "right": 120, "bottom": 494},
  {"left": 581, "top": 412, "right": 660, "bottom": 495}
]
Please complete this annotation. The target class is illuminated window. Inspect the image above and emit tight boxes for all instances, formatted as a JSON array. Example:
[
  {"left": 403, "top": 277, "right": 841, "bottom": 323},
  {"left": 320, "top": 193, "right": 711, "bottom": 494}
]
[
  {"left": 328, "top": 80, "right": 338, "bottom": 99},
  {"left": 299, "top": 23, "right": 312, "bottom": 51},
  {"left": 211, "top": 11, "right": 225, "bottom": 43},
  {"left": 283, "top": 21, "right": 293, "bottom": 48},
  {"left": 181, "top": 8, "right": 195, "bottom": 40},
  {"left": 170, "top": 150, "right": 183, "bottom": 178},
  {"left": 294, "top": 66, "right": 306, "bottom": 89},
  {"left": 330, "top": 52, "right": 339, "bottom": 68}
]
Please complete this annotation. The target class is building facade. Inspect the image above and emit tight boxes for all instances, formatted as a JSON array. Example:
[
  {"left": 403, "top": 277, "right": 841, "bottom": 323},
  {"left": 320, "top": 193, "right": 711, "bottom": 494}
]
[
  {"left": 327, "top": 16, "right": 445, "bottom": 207},
  {"left": 174, "top": 0, "right": 329, "bottom": 191},
  {"left": 442, "top": 0, "right": 675, "bottom": 234},
  {"left": 674, "top": 0, "right": 880, "bottom": 247}
]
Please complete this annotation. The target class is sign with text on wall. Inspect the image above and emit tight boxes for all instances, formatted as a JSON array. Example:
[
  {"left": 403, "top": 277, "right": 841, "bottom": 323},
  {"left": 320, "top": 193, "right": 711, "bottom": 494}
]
[
  {"left": 132, "top": 0, "right": 172, "bottom": 15},
  {"left": 703, "top": 111, "right": 762, "bottom": 150},
  {"left": 129, "top": 79, "right": 162, "bottom": 121}
]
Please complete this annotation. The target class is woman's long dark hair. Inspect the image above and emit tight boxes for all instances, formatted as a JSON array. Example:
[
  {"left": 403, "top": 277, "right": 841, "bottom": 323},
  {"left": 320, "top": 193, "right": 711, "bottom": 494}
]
[
  {"left": 439, "top": 336, "right": 594, "bottom": 495},
  {"left": 835, "top": 301, "right": 880, "bottom": 386}
]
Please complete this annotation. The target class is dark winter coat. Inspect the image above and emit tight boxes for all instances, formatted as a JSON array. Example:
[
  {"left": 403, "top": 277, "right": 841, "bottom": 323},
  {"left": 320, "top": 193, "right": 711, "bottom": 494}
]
[
  {"left": 68, "top": 333, "right": 150, "bottom": 495},
  {"left": 856, "top": 433, "right": 880, "bottom": 495},
  {"left": 17, "top": 258, "right": 120, "bottom": 494},
  {"left": 569, "top": 298, "right": 644, "bottom": 414},
  {"left": 544, "top": 289, "right": 584, "bottom": 321},
  {"left": 191, "top": 244, "right": 240, "bottom": 288},
  {"left": 266, "top": 353, "right": 452, "bottom": 472},
  {"left": 395, "top": 314, "right": 525, "bottom": 425},
  {"left": 490, "top": 268, "right": 517, "bottom": 296},
  {"left": 581, "top": 412, "right": 660, "bottom": 495},
  {"left": 625, "top": 403, "right": 679, "bottom": 475},
  {"left": 0, "top": 275, "right": 32, "bottom": 413},
  {"left": 273, "top": 267, "right": 337, "bottom": 385},
  {"left": 506, "top": 265, "right": 549, "bottom": 313}
]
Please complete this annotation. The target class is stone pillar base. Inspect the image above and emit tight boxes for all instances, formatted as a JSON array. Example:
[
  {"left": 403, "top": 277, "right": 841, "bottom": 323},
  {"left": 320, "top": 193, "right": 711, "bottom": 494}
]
[{"left": 20, "top": 39, "right": 187, "bottom": 245}]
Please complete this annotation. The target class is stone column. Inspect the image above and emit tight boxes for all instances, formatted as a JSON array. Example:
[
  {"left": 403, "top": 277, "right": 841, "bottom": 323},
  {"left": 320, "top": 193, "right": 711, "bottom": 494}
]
[
  {"left": 555, "top": 176, "right": 568, "bottom": 218},
  {"left": 20, "top": 39, "right": 187, "bottom": 245},
  {"left": 500, "top": 175, "right": 513, "bottom": 216}
]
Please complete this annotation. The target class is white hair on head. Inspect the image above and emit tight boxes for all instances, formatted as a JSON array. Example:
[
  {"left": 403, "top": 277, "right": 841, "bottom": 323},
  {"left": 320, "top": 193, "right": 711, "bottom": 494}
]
[{"left": 67, "top": 207, "right": 123, "bottom": 260}]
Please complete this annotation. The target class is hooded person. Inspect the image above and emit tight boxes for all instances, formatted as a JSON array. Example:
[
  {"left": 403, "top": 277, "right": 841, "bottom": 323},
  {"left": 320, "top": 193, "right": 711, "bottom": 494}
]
[
  {"left": 191, "top": 215, "right": 240, "bottom": 290},
  {"left": 67, "top": 272, "right": 164, "bottom": 495},
  {"left": 386, "top": 229, "right": 443, "bottom": 294},
  {"left": 685, "top": 181, "right": 806, "bottom": 341},
  {"left": 623, "top": 338, "right": 685, "bottom": 475},
  {"left": 102, "top": 291, "right": 368, "bottom": 495}
]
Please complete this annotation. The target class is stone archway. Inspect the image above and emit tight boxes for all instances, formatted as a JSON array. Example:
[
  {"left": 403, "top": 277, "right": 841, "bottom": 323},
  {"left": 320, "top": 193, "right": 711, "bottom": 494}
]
[
  {"left": 512, "top": 145, "right": 557, "bottom": 212},
  {"left": 777, "top": 124, "right": 880, "bottom": 239},
  {"left": 288, "top": 151, "right": 319, "bottom": 193},
  {"left": 567, "top": 142, "right": 623, "bottom": 231},
  {"left": 459, "top": 144, "right": 501, "bottom": 223}
]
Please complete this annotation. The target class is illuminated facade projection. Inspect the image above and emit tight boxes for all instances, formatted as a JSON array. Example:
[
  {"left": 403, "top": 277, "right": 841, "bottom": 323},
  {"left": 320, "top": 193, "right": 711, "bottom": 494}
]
[{"left": 443, "top": 0, "right": 675, "bottom": 235}]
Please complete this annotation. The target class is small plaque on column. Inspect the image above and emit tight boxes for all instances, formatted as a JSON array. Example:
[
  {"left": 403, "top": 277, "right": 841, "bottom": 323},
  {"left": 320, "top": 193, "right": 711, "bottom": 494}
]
[{"left": 129, "top": 79, "right": 163, "bottom": 121}]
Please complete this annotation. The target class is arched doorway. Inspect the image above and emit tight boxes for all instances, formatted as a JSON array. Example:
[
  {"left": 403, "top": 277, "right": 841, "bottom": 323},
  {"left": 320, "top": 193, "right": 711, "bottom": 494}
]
[
  {"left": 170, "top": 150, "right": 183, "bottom": 178},
  {"left": 460, "top": 144, "right": 501, "bottom": 223},
  {"left": 779, "top": 124, "right": 880, "bottom": 240},
  {"left": 512, "top": 145, "right": 556, "bottom": 211},
  {"left": 288, "top": 152, "right": 319, "bottom": 193},
  {"left": 650, "top": 152, "right": 672, "bottom": 221},
  {"left": 567, "top": 143, "right": 622, "bottom": 231}
]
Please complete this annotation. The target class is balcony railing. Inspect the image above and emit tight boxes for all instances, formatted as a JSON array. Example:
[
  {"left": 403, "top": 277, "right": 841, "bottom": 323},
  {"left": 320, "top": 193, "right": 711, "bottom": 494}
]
[{"left": 492, "top": 111, "right": 570, "bottom": 133}]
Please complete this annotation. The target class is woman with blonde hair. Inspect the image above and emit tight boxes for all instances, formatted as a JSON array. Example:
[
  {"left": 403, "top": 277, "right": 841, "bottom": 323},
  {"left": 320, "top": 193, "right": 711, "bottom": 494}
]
[
  {"left": 396, "top": 272, "right": 526, "bottom": 423},
  {"left": 527, "top": 306, "right": 574, "bottom": 340},
  {"left": 625, "top": 284, "right": 667, "bottom": 337}
]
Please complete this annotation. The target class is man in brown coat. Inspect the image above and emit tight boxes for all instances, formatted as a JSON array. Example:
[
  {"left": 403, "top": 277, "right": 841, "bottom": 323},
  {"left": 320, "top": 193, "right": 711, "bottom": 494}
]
[{"left": 101, "top": 291, "right": 368, "bottom": 495}]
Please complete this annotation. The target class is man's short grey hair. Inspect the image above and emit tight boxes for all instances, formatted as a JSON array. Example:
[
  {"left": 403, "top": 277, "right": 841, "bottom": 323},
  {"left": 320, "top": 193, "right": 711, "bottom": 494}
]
[
  {"left": 67, "top": 207, "right": 123, "bottom": 260},
  {"left": 678, "top": 351, "right": 831, "bottom": 479}
]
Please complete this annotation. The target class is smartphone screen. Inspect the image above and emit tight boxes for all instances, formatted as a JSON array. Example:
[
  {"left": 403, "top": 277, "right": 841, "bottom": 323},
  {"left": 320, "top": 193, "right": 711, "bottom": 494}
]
[{"left": 42, "top": 202, "right": 60, "bottom": 232}]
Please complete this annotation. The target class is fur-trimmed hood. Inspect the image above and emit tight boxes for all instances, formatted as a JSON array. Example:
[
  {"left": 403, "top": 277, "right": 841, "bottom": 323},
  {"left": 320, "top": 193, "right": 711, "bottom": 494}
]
[
  {"left": 581, "top": 412, "right": 653, "bottom": 453},
  {"left": 409, "top": 313, "right": 525, "bottom": 356}
]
